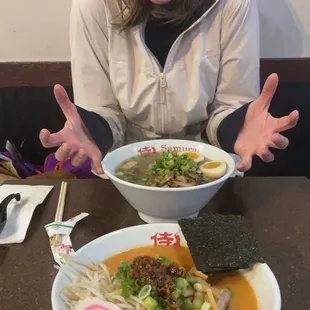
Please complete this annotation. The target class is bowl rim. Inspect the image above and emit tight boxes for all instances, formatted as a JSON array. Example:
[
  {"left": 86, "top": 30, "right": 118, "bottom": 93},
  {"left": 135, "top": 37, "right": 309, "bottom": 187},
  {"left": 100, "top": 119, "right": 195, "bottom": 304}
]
[
  {"left": 52, "top": 223, "right": 281, "bottom": 310},
  {"left": 102, "top": 139, "right": 236, "bottom": 192}
]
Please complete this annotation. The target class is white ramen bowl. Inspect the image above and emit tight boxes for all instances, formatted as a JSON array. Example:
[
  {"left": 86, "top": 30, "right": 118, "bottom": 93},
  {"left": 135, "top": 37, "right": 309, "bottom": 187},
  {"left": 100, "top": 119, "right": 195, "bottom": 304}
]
[
  {"left": 101, "top": 139, "right": 235, "bottom": 223},
  {"left": 52, "top": 223, "right": 281, "bottom": 310}
]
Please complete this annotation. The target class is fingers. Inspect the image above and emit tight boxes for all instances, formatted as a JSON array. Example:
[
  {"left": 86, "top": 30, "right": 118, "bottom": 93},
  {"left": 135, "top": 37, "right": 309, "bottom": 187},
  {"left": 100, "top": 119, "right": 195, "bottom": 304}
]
[
  {"left": 236, "top": 145, "right": 275, "bottom": 172},
  {"left": 257, "top": 147, "right": 274, "bottom": 163},
  {"left": 54, "top": 144, "right": 103, "bottom": 174},
  {"left": 54, "top": 145, "right": 103, "bottom": 174},
  {"left": 40, "top": 129, "right": 52, "bottom": 148},
  {"left": 259, "top": 73, "right": 279, "bottom": 108},
  {"left": 236, "top": 155, "right": 252, "bottom": 172},
  {"left": 92, "top": 164, "right": 104, "bottom": 175},
  {"left": 55, "top": 143, "right": 72, "bottom": 162},
  {"left": 90, "top": 151, "right": 104, "bottom": 174},
  {"left": 275, "top": 110, "right": 299, "bottom": 132},
  {"left": 69, "top": 145, "right": 103, "bottom": 173},
  {"left": 40, "top": 128, "right": 64, "bottom": 148},
  {"left": 71, "top": 149, "right": 88, "bottom": 167},
  {"left": 270, "top": 133, "right": 289, "bottom": 149},
  {"left": 54, "top": 84, "right": 78, "bottom": 121}
]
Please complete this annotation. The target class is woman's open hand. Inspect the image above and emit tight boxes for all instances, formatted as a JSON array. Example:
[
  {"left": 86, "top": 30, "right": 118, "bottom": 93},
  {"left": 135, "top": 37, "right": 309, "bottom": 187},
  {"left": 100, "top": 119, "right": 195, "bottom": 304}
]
[
  {"left": 234, "top": 74, "right": 299, "bottom": 172},
  {"left": 40, "top": 85, "right": 104, "bottom": 174}
]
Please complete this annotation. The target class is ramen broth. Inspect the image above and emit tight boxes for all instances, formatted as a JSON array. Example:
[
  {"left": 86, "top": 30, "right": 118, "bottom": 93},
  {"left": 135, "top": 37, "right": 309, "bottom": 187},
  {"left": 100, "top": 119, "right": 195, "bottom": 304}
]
[
  {"left": 104, "top": 246, "right": 258, "bottom": 310},
  {"left": 115, "top": 152, "right": 227, "bottom": 187}
]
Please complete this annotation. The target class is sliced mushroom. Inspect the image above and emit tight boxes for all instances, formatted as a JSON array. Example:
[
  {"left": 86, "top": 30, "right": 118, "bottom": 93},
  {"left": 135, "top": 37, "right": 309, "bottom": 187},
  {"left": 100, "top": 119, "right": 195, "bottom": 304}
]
[
  {"left": 172, "top": 180, "right": 195, "bottom": 187},
  {"left": 186, "top": 172, "right": 200, "bottom": 180},
  {"left": 120, "top": 161, "right": 138, "bottom": 170},
  {"left": 217, "top": 288, "right": 232, "bottom": 310},
  {"left": 158, "top": 174, "right": 174, "bottom": 186},
  {"left": 175, "top": 175, "right": 187, "bottom": 183}
]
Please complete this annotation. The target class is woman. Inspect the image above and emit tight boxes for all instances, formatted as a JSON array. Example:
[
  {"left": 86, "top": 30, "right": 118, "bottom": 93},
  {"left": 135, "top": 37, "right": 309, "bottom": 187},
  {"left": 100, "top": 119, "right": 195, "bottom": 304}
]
[{"left": 40, "top": 0, "right": 298, "bottom": 174}]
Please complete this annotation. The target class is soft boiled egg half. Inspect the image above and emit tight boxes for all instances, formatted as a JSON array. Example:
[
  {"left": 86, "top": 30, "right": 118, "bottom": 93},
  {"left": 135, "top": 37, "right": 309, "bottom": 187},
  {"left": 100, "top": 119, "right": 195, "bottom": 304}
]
[
  {"left": 200, "top": 161, "right": 227, "bottom": 179},
  {"left": 180, "top": 151, "right": 204, "bottom": 163}
]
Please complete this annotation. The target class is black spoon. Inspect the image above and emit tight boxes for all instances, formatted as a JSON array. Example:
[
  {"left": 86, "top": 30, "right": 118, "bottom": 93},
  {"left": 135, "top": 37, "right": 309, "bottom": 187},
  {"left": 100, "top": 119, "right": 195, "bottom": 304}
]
[{"left": 0, "top": 193, "right": 21, "bottom": 234}]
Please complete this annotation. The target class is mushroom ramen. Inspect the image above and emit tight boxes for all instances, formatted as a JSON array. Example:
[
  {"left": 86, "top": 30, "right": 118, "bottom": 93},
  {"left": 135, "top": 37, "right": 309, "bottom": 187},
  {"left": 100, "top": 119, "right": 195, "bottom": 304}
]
[{"left": 115, "top": 151, "right": 227, "bottom": 188}]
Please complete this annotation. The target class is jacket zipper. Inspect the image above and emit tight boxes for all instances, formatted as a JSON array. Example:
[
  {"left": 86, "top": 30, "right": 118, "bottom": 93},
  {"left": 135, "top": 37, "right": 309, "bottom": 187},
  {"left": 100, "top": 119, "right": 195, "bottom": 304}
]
[
  {"left": 159, "top": 73, "right": 167, "bottom": 133},
  {"left": 159, "top": 73, "right": 167, "bottom": 104},
  {"left": 133, "top": 1, "right": 219, "bottom": 133}
]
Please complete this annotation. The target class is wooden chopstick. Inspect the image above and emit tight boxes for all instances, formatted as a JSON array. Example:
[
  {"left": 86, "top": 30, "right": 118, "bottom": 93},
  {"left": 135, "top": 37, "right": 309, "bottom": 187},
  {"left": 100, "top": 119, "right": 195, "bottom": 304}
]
[
  {"left": 51, "top": 181, "right": 68, "bottom": 247},
  {"left": 55, "top": 181, "right": 67, "bottom": 222}
]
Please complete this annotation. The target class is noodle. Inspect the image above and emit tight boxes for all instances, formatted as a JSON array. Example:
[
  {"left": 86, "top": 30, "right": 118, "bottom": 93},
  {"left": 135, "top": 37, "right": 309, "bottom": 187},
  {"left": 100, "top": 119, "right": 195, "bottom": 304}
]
[
  {"left": 59, "top": 259, "right": 225, "bottom": 310},
  {"left": 192, "top": 270, "right": 209, "bottom": 280},
  {"left": 60, "top": 261, "right": 147, "bottom": 310},
  {"left": 205, "top": 287, "right": 219, "bottom": 310}
]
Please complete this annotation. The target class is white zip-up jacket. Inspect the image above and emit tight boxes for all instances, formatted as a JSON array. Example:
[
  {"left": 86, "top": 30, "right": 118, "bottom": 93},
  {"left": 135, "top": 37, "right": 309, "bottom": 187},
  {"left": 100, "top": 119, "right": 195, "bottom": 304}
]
[{"left": 70, "top": 0, "right": 260, "bottom": 150}]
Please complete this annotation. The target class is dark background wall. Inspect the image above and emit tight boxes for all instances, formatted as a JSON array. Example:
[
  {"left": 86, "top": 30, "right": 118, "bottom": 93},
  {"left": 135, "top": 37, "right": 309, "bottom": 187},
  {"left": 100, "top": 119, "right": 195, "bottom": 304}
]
[{"left": 0, "top": 60, "right": 309, "bottom": 176}]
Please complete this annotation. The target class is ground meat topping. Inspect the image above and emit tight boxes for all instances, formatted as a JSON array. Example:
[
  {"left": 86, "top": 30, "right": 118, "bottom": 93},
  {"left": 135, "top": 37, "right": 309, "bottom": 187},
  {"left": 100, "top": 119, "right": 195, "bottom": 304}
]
[
  {"left": 130, "top": 256, "right": 173, "bottom": 302},
  {"left": 167, "top": 264, "right": 186, "bottom": 278},
  {"left": 130, "top": 256, "right": 186, "bottom": 307}
]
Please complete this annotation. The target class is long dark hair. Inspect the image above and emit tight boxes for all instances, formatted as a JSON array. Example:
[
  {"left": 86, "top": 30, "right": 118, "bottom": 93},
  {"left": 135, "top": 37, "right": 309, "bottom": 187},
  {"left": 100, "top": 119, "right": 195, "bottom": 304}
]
[{"left": 115, "top": 0, "right": 210, "bottom": 30}]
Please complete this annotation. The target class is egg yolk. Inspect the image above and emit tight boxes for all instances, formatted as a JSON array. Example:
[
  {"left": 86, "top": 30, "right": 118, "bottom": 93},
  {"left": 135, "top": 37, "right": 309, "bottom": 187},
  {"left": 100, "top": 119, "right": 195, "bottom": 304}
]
[
  {"left": 184, "top": 152, "right": 200, "bottom": 160},
  {"left": 202, "top": 162, "right": 222, "bottom": 169}
]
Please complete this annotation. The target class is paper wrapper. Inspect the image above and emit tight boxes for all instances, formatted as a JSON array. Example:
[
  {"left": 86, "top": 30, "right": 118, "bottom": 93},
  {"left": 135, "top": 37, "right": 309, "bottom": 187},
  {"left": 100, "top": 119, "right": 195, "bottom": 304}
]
[{"left": 45, "top": 212, "right": 89, "bottom": 265}]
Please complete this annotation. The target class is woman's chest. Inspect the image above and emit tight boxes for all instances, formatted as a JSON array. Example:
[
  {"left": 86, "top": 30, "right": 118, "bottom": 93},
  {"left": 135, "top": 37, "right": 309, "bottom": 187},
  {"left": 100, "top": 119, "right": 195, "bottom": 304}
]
[
  {"left": 107, "top": 7, "right": 222, "bottom": 125},
  {"left": 108, "top": 4, "right": 221, "bottom": 71}
]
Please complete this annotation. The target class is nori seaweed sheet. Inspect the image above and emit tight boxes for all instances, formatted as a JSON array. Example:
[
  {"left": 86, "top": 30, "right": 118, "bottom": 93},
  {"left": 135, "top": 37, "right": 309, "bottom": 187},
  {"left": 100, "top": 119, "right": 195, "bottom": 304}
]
[{"left": 179, "top": 214, "right": 265, "bottom": 273}]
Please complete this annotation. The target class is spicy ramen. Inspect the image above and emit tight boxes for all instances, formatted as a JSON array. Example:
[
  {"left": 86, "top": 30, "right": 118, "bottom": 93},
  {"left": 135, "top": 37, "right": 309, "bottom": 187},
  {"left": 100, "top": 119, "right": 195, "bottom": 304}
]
[{"left": 60, "top": 246, "right": 258, "bottom": 310}]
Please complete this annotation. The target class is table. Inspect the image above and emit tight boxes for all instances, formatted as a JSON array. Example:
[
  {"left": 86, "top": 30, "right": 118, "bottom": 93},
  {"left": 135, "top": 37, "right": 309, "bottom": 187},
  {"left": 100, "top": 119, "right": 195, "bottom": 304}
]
[{"left": 0, "top": 177, "right": 310, "bottom": 309}]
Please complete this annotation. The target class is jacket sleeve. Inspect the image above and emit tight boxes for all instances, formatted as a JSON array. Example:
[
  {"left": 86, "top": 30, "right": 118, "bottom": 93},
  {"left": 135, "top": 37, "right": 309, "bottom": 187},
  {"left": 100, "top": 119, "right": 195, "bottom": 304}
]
[
  {"left": 206, "top": 0, "right": 260, "bottom": 147},
  {"left": 70, "top": 0, "right": 126, "bottom": 150}
]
